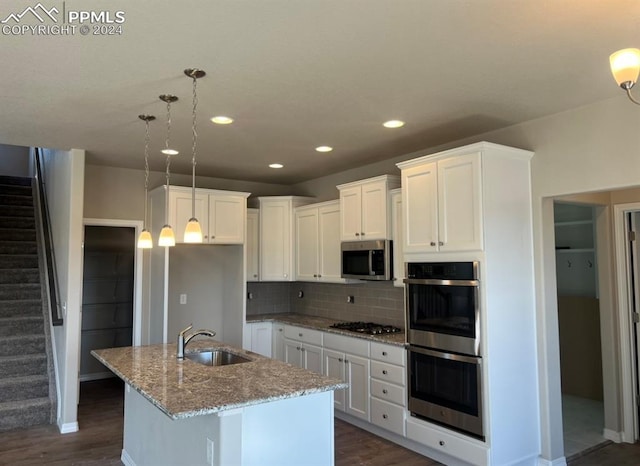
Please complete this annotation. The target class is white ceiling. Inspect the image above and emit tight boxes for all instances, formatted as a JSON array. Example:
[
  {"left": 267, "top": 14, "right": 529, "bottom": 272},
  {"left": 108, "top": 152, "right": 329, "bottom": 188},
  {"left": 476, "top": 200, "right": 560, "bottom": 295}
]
[{"left": 0, "top": 0, "right": 639, "bottom": 184}]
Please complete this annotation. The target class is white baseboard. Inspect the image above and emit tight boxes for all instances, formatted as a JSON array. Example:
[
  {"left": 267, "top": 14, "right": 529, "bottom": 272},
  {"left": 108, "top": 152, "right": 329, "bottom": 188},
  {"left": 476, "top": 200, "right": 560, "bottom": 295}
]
[
  {"left": 121, "top": 449, "right": 136, "bottom": 466},
  {"left": 603, "top": 428, "right": 623, "bottom": 443},
  {"left": 58, "top": 421, "right": 79, "bottom": 434},
  {"left": 537, "top": 457, "right": 567, "bottom": 466}
]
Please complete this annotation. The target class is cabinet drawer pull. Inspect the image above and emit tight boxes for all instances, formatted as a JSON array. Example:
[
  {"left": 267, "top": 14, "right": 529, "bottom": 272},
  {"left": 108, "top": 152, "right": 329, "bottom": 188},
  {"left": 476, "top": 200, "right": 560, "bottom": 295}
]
[
  {"left": 439, "top": 440, "right": 445, "bottom": 447},
  {"left": 279, "top": 328, "right": 283, "bottom": 332},
  {"left": 382, "top": 370, "right": 388, "bottom": 375},
  {"left": 299, "top": 333, "right": 303, "bottom": 337},
  {"left": 382, "top": 389, "right": 388, "bottom": 394},
  {"left": 382, "top": 351, "right": 388, "bottom": 356},
  {"left": 382, "top": 414, "right": 388, "bottom": 419}
]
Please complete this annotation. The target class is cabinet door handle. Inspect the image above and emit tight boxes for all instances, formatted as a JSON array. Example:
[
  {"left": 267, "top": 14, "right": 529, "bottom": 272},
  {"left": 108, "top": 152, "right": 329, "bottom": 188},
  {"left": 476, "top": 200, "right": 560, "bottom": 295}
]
[
  {"left": 344, "top": 359, "right": 349, "bottom": 364},
  {"left": 382, "top": 351, "right": 388, "bottom": 356},
  {"left": 299, "top": 333, "right": 303, "bottom": 337},
  {"left": 318, "top": 274, "right": 321, "bottom": 278},
  {"left": 430, "top": 241, "right": 436, "bottom": 246},
  {"left": 361, "top": 232, "right": 365, "bottom": 236},
  {"left": 313, "top": 274, "right": 317, "bottom": 278},
  {"left": 296, "top": 346, "right": 301, "bottom": 351},
  {"left": 283, "top": 273, "right": 288, "bottom": 278},
  {"left": 438, "top": 241, "right": 444, "bottom": 246},
  {"left": 382, "top": 389, "right": 388, "bottom": 394},
  {"left": 439, "top": 440, "right": 445, "bottom": 447},
  {"left": 355, "top": 232, "right": 360, "bottom": 237},
  {"left": 204, "top": 235, "right": 208, "bottom": 239},
  {"left": 301, "top": 347, "right": 305, "bottom": 352},
  {"left": 382, "top": 414, "right": 388, "bottom": 419},
  {"left": 279, "top": 328, "right": 283, "bottom": 332},
  {"left": 382, "top": 370, "right": 388, "bottom": 375},
  {"left": 338, "top": 358, "right": 343, "bottom": 362}
]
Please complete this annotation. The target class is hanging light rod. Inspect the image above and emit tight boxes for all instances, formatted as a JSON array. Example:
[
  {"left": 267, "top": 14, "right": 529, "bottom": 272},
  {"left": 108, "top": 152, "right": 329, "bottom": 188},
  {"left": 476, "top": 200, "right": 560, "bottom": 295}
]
[
  {"left": 159, "top": 94, "right": 179, "bottom": 155},
  {"left": 137, "top": 114, "right": 155, "bottom": 250}
]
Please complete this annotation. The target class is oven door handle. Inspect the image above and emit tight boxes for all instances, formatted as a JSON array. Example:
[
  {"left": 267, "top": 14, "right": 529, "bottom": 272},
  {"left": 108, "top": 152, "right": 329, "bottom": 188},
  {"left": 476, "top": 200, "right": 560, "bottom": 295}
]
[
  {"left": 409, "top": 345, "right": 482, "bottom": 364},
  {"left": 403, "top": 278, "right": 479, "bottom": 286}
]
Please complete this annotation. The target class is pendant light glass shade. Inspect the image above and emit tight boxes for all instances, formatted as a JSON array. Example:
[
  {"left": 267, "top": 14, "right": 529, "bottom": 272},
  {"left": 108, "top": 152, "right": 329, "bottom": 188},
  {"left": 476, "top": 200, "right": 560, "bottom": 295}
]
[
  {"left": 137, "top": 229, "right": 153, "bottom": 249},
  {"left": 610, "top": 48, "right": 640, "bottom": 88},
  {"left": 183, "top": 68, "right": 206, "bottom": 244},
  {"left": 184, "top": 218, "right": 203, "bottom": 243},
  {"left": 159, "top": 225, "right": 176, "bottom": 247}
]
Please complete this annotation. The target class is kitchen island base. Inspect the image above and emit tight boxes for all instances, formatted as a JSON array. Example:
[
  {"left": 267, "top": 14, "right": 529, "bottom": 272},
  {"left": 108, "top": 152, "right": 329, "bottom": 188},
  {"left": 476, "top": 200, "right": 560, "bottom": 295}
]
[{"left": 121, "top": 385, "right": 335, "bottom": 466}]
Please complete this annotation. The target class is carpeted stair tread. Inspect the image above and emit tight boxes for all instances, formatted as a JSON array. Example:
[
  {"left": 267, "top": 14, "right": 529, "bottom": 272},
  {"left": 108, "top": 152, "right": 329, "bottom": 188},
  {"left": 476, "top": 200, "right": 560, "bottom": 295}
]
[
  {"left": 0, "top": 194, "right": 33, "bottom": 207},
  {"left": 0, "top": 283, "right": 41, "bottom": 300},
  {"left": 0, "top": 185, "right": 32, "bottom": 196},
  {"left": 0, "top": 241, "right": 37, "bottom": 255},
  {"left": 0, "top": 374, "right": 49, "bottom": 403},
  {"left": 0, "top": 228, "right": 36, "bottom": 242},
  {"left": 0, "top": 255, "right": 39, "bottom": 269},
  {"left": 0, "top": 334, "right": 46, "bottom": 357},
  {"left": 0, "top": 316, "right": 44, "bottom": 337},
  {"left": 0, "top": 353, "right": 47, "bottom": 377},
  {"left": 0, "top": 268, "right": 40, "bottom": 284},
  {"left": 0, "top": 299, "right": 42, "bottom": 318},
  {"left": 0, "top": 216, "right": 36, "bottom": 229},
  {"left": 0, "top": 205, "right": 34, "bottom": 218},
  {"left": 0, "top": 397, "right": 51, "bottom": 432},
  {"left": 0, "top": 176, "right": 32, "bottom": 187}
]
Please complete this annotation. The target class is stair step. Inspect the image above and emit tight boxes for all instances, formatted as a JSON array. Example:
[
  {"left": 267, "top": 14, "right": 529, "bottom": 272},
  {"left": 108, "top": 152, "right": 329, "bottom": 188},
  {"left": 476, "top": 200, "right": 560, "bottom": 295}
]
[
  {"left": 0, "top": 397, "right": 51, "bottom": 432},
  {"left": 0, "top": 334, "right": 45, "bottom": 357},
  {"left": 0, "top": 228, "right": 36, "bottom": 242},
  {"left": 0, "top": 205, "right": 34, "bottom": 218},
  {"left": 0, "top": 316, "right": 44, "bottom": 337},
  {"left": 0, "top": 176, "right": 32, "bottom": 187},
  {"left": 0, "top": 194, "right": 33, "bottom": 207},
  {"left": 0, "top": 268, "right": 40, "bottom": 284},
  {"left": 0, "top": 255, "right": 38, "bottom": 270},
  {"left": 0, "top": 374, "right": 49, "bottom": 403},
  {"left": 0, "top": 300, "right": 42, "bottom": 318},
  {"left": 0, "top": 241, "right": 37, "bottom": 255},
  {"left": 0, "top": 216, "right": 35, "bottom": 230},
  {"left": 0, "top": 353, "right": 47, "bottom": 378},
  {"left": 0, "top": 283, "right": 41, "bottom": 300},
  {"left": 0, "top": 185, "right": 32, "bottom": 197}
]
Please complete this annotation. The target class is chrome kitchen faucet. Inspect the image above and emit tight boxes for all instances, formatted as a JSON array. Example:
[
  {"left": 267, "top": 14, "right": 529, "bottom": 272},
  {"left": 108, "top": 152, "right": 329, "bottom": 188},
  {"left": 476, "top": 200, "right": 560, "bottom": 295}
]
[{"left": 177, "top": 324, "right": 216, "bottom": 359}]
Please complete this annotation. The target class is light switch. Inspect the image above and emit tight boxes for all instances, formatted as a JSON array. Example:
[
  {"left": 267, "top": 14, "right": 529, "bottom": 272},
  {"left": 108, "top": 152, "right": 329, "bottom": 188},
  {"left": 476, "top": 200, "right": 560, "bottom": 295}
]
[{"left": 180, "top": 294, "right": 187, "bottom": 305}]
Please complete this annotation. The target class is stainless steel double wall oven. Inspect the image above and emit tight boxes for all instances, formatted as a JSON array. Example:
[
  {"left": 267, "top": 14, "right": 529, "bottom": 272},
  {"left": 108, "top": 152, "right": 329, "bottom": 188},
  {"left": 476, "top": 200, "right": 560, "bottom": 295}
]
[{"left": 404, "top": 261, "right": 484, "bottom": 439}]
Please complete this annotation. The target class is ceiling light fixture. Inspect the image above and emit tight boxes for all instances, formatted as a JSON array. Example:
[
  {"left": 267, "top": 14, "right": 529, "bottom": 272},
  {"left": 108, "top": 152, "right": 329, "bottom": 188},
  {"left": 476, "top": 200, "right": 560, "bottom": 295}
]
[
  {"left": 211, "top": 116, "right": 233, "bottom": 125},
  {"left": 158, "top": 94, "right": 178, "bottom": 247},
  {"left": 383, "top": 119, "right": 405, "bottom": 128},
  {"left": 315, "top": 146, "right": 333, "bottom": 152},
  {"left": 610, "top": 48, "right": 640, "bottom": 104},
  {"left": 269, "top": 163, "right": 284, "bottom": 169},
  {"left": 137, "top": 114, "right": 155, "bottom": 249},
  {"left": 159, "top": 94, "right": 179, "bottom": 155},
  {"left": 183, "top": 68, "right": 206, "bottom": 244}
]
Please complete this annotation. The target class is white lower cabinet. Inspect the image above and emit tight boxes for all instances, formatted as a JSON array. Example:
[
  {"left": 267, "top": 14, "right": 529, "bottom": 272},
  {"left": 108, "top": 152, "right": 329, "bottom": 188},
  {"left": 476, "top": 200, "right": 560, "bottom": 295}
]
[
  {"left": 283, "top": 325, "right": 323, "bottom": 374},
  {"left": 244, "top": 322, "right": 272, "bottom": 357},
  {"left": 369, "top": 342, "right": 406, "bottom": 436},
  {"left": 272, "top": 323, "right": 285, "bottom": 361},
  {"left": 323, "top": 333, "right": 370, "bottom": 421}
]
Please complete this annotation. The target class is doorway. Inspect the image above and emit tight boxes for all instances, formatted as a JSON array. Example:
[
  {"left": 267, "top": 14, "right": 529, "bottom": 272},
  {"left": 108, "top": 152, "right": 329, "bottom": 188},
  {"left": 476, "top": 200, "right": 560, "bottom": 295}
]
[{"left": 553, "top": 201, "right": 606, "bottom": 457}]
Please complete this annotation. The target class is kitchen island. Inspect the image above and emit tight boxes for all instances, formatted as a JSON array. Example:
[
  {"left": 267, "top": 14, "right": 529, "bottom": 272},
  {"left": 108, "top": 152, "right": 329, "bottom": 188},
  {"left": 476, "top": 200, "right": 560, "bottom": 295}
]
[{"left": 92, "top": 340, "right": 346, "bottom": 466}]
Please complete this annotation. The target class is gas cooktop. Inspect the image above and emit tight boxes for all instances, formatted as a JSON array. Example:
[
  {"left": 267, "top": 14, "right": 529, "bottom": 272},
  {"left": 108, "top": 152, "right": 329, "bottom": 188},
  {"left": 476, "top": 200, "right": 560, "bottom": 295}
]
[{"left": 329, "top": 321, "right": 402, "bottom": 335}]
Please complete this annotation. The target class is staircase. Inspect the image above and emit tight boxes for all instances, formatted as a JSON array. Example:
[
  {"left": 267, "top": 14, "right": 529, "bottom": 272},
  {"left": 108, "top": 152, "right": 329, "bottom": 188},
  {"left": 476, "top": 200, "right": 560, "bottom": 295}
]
[{"left": 0, "top": 175, "right": 55, "bottom": 431}]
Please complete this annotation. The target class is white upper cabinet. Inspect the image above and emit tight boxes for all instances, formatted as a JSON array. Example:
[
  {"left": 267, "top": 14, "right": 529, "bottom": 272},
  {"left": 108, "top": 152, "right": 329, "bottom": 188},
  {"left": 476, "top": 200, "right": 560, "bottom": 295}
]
[
  {"left": 337, "top": 175, "right": 400, "bottom": 241},
  {"left": 399, "top": 151, "right": 482, "bottom": 254},
  {"left": 259, "top": 196, "right": 313, "bottom": 282},
  {"left": 163, "top": 186, "right": 249, "bottom": 245},
  {"left": 246, "top": 208, "right": 259, "bottom": 281},
  {"left": 390, "top": 189, "right": 405, "bottom": 288},
  {"left": 295, "top": 200, "right": 343, "bottom": 283}
]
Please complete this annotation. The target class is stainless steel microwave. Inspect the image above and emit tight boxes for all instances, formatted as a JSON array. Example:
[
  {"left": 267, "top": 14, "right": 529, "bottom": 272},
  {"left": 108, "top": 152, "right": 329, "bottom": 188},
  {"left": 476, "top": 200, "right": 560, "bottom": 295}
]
[{"left": 341, "top": 240, "right": 392, "bottom": 280}]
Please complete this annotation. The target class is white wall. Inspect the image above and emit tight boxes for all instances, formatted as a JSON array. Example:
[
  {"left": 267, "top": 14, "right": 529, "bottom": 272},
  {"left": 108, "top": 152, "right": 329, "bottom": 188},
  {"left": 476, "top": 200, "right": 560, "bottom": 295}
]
[
  {"left": 0, "top": 144, "right": 30, "bottom": 177},
  {"left": 41, "top": 147, "right": 85, "bottom": 433}
]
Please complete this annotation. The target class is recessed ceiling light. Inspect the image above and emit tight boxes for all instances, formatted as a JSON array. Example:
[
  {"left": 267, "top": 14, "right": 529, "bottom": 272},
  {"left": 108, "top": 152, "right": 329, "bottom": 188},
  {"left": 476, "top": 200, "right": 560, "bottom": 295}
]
[
  {"left": 383, "top": 120, "right": 405, "bottom": 128},
  {"left": 315, "top": 146, "right": 333, "bottom": 153},
  {"left": 269, "top": 163, "right": 284, "bottom": 169},
  {"left": 211, "top": 116, "right": 234, "bottom": 125}
]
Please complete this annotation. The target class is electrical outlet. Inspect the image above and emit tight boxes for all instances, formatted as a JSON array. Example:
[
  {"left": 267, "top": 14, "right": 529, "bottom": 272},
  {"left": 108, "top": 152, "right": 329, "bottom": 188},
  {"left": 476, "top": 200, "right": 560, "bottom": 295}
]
[
  {"left": 180, "top": 294, "right": 187, "bottom": 305},
  {"left": 347, "top": 295, "right": 354, "bottom": 303},
  {"left": 298, "top": 290, "right": 304, "bottom": 298}
]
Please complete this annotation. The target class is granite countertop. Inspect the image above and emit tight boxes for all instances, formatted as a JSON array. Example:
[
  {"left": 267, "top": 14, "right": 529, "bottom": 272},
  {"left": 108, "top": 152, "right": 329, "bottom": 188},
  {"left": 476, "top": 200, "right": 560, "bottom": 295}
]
[
  {"left": 92, "top": 340, "right": 347, "bottom": 420},
  {"left": 246, "top": 313, "right": 407, "bottom": 347}
]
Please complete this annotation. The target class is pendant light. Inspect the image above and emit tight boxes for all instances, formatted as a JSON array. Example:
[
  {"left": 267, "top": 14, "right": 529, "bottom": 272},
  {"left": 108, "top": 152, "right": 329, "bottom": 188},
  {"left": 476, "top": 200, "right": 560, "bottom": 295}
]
[
  {"left": 158, "top": 94, "right": 178, "bottom": 247},
  {"left": 137, "top": 114, "right": 155, "bottom": 249},
  {"left": 183, "top": 68, "right": 206, "bottom": 243}
]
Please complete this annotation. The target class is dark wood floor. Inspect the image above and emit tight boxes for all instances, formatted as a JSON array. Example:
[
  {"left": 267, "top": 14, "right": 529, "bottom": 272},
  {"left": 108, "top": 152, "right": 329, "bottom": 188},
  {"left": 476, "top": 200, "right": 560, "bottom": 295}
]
[{"left": 0, "top": 378, "right": 638, "bottom": 465}]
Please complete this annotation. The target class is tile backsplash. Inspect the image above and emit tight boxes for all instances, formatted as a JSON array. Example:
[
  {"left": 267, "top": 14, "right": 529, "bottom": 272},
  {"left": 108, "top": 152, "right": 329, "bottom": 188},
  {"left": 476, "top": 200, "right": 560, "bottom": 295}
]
[{"left": 247, "top": 281, "right": 405, "bottom": 329}]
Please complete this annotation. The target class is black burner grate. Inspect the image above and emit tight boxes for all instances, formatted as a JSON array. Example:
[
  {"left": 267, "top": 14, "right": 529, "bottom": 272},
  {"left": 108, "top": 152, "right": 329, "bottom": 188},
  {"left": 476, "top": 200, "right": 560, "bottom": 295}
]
[{"left": 329, "top": 321, "right": 402, "bottom": 335}]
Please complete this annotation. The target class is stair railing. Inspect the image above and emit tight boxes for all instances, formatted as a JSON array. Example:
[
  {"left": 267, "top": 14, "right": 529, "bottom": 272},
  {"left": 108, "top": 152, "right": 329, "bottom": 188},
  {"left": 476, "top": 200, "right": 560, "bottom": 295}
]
[{"left": 33, "top": 148, "right": 63, "bottom": 326}]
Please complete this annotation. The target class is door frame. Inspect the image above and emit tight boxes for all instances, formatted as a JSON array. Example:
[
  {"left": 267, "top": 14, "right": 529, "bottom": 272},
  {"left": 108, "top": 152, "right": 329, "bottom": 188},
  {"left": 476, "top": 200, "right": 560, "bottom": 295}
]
[
  {"left": 82, "top": 218, "right": 144, "bottom": 346},
  {"left": 613, "top": 202, "right": 640, "bottom": 442}
]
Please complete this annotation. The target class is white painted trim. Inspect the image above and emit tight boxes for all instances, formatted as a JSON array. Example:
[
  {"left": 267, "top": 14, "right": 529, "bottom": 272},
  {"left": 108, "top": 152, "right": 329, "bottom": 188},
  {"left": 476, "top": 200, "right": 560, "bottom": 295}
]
[
  {"left": 121, "top": 449, "right": 136, "bottom": 466},
  {"left": 613, "top": 203, "right": 640, "bottom": 442},
  {"left": 537, "top": 457, "right": 567, "bottom": 466},
  {"left": 603, "top": 428, "right": 623, "bottom": 443},
  {"left": 58, "top": 421, "right": 79, "bottom": 434},
  {"left": 82, "top": 218, "right": 144, "bottom": 347}
]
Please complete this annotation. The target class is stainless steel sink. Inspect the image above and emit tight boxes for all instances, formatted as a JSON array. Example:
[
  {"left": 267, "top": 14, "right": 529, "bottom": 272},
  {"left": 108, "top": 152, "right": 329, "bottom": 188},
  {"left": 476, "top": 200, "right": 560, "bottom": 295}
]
[{"left": 185, "top": 349, "right": 251, "bottom": 366}]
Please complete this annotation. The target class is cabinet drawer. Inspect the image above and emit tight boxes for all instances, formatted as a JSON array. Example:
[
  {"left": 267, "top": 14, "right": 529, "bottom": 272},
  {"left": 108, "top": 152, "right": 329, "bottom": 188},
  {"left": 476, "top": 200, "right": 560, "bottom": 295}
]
[
  {"left": 323, "top": 332, "right": 369, "bottom": 357},
  {"left": 371, "top": 379, "right": 406, "bottom": 406},
  {"left": 370, "top": 342, "right": 406, "bottom": 365},
  {"left": 284, "top": 325, "right": 323, "bottom": 346},
  {"left": 406, "top": 417, "right": 488, "bottom": 466},
  {"left": 371, "top": 398, "right": 405, "bottom": 436},
  {"left": 370, "top": 360, "right": 405, "bottom": 385}
]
